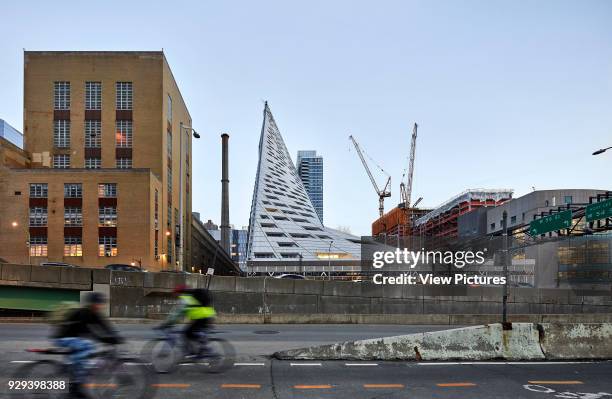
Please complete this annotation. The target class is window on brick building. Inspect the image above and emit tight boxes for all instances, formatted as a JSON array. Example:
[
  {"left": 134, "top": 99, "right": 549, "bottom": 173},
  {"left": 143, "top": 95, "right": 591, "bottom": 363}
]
[
  {"left": 29, "top": 183, "right": 48, "bottom": 198},
  {"left": 64, "top": 237, "right": 83, "bottom": 256},
  {"left": 64, "top": 183, "right": 82, "bottom": 198},
  {"left": 98, "top": 183, "right": 117, "bottom": 198},
  {"left": 30, "top": 237, "right": 48, "bottom": 257},
  {"left": 53, "top": 154, "right": 70, "bottom": 168},
  {"left": 54, "top": 120, "right": 71, "bottom": 148},
  {"left": 99, "top": 206, "right": 117, "bottom": 227},
  {"left": 29, "top": 207, "right": 47, "bottom": 226},
  {"left": 116, "top": 82, "right": 132, "bottom": 110},
  {"left": 115, "top": 120, "right": 133, "bottom": 148},
  {"left": 85, "top": 81, "right": 101, "bottom": 110},
  {"left": 85, "top": 120, "right": 101, "bottom": 148},
  {"left": 99, "top": 236, "right": 117, "bottom": 257},
  {"left": 54, "top": 81, "right": 70, "bottom": 110},
  {"left": 64, "top": 207, "right": 83, "bottom": 226},
  {"left": 116, "top": 158, "right": 132, "bottom": 169},
  {"left": 85, "top": 157, "right": 101, "bottom": 169}
]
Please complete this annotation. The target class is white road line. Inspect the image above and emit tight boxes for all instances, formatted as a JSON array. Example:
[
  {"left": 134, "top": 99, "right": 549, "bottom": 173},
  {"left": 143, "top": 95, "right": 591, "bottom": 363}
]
[
  {"left": 290, "top": 363, "right": 322, "bottom": 367},
  {"left": 418, "top": 361, "right": 595, "bottom": 366},
  {"left": 10, "top": 360, "right": 35, "bottom": 364},
  {"left": 234, "top": 362, "right": 266, "bottom": 366},
  {"left": 179, "top": 362, "right": 210, "bottom": 366},
  {"left": 345, "top": 363, "right": 378, "bottom": 366}
]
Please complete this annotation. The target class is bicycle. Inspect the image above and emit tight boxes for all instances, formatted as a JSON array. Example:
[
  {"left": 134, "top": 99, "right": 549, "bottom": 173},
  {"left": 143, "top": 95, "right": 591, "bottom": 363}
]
[
  {"left": 8, "top": 344, "right": 156, "bottom": 399},
  {"left": 142, "top": 326, "right": 235, "bottom": 374}
]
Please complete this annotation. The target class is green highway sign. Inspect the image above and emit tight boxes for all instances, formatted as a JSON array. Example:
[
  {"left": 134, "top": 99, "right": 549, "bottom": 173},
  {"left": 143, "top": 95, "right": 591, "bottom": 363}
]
[
  {"left": 586, "top": 198, "right": 612, "bottom": 222},
  {"left": 529, "top": 209, "right": 572, "bottom": 236}
]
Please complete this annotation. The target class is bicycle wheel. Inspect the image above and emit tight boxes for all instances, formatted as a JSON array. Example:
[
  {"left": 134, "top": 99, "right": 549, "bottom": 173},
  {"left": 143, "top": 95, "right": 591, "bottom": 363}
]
[
  {"left": 142, "top": 338, "right": 180, "bottom": 374},
  {"left": 205, "top": 337, "right": 235, "bottom": 374},
  {"left": 8, "top": 360, "right": 69, "bottom": 399},
  {"left": 88, "top": 358, "right": 156, "bottom": 399}
]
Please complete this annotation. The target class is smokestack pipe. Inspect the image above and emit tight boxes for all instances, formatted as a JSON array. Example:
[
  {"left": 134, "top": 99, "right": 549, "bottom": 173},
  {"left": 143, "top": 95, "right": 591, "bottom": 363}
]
[{"left": 220, "top": 133, "right": 231, "bottom": 254}]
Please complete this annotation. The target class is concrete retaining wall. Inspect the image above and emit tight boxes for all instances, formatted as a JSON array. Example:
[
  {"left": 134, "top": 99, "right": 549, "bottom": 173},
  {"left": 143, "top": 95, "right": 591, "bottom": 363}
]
[{"left": 1, "top": 264, "right": 611, "bottom": 321}]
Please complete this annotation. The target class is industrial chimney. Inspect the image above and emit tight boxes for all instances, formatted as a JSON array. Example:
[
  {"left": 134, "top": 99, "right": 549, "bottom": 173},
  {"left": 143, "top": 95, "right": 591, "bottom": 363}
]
[{"left": 220, "top": 133, "right": 231, "bottom": 254}]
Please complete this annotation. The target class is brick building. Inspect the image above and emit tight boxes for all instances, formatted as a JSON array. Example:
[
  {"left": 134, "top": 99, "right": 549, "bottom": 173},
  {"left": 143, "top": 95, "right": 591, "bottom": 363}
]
[{"left": 0, "top": 51, "right": 193, "bottom": 271}]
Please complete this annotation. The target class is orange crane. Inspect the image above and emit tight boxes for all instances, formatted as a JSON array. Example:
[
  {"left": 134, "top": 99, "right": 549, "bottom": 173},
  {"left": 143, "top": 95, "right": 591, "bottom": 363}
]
[{"left": 349, "top": 135, "right": 391, "bottom": 217}]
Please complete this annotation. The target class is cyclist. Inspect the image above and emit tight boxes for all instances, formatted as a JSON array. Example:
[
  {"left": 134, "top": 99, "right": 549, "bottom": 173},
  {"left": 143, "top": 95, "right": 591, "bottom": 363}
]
[
  {"left": 158, "top": 285, "right": 216, "bottom": 356},
  {"left": 52, "top": 291, "right": 123, "bottom": 398}
]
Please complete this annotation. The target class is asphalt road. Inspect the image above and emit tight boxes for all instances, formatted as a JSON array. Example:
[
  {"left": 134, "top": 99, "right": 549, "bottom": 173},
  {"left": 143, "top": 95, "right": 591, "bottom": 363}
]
[{"left": 0, "top": 323, "right": 611, "bottom": 398}]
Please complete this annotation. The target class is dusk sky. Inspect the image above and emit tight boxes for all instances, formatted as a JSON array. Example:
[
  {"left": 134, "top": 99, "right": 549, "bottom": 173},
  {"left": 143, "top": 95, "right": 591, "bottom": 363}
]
[{"left": 1, "top": 1, "right": 610, "bottom": 235}]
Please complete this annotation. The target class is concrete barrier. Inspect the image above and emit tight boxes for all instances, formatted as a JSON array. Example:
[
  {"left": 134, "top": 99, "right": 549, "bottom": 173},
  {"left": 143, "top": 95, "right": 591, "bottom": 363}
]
[
  {"left": 539, "top": 323, "right": 612, "bottom": 359},
  {"left": 274, "top": 323, "right": 546, "bottom": 360}
]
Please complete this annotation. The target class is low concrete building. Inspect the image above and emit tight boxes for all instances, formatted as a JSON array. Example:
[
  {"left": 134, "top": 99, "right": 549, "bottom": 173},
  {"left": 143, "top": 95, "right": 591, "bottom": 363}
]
[
  {"left": 191, "top": 214, "right": 240, "bottom": 276},
  {"left": 486, "top": 189, "right": 608, "bottom": 235}
]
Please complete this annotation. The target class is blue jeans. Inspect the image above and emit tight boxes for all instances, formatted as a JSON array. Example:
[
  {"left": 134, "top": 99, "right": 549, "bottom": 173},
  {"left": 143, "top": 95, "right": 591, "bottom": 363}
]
[{"left": 54, "top": 337, "right": 95, "bottom": 384}]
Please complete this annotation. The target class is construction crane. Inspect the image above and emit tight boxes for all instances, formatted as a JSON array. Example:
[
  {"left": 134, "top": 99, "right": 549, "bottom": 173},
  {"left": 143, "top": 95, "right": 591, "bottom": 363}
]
[
  {"left": 349, "top": 135, "right": 391, "bottom": 217},
  {"left": 399, "top": 123, "right": 418, "bottom": 208}
]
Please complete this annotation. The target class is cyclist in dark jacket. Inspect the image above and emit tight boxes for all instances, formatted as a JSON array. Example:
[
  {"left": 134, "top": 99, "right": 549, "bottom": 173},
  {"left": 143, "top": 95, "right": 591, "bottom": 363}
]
[{"left": 52, "top": 292, "right": 122, "bottom": 398}]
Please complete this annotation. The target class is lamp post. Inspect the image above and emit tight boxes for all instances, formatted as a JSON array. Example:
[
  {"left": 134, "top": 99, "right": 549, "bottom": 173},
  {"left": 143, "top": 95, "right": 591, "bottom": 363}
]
[
  {"left": 592, "top": 146, "right": 612, "bottom": 156},
  {"left": 327, "top": 240, "right": 333, "bottom": 280},
  {"left": 178, "top": 123, "right": 200, "bottom": 272}
]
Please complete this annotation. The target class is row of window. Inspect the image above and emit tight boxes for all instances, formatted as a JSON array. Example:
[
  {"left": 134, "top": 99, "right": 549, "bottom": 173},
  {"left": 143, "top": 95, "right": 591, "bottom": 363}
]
[
  {"left": 29, "top": 183, "right": 117, "bottom": 198},
  {"left": 52, "top": 155, "right": 132, "bottom": 169},
  {"left": 29, "top": 236, "right": 117, "bottom": 257},
  {"left": 53, "top": 120, "right": 133, "bottom": 149},
  {"left": 54, "top": 81, "right": 132, "bottom": 111},
  {"left": 29, "top": 206, "right": 117, "bottom": 227}
]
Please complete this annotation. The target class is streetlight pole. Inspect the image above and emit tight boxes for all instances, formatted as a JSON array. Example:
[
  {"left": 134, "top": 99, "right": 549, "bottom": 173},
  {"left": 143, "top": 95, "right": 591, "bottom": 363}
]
[
  {"left": 178, "top": 123, "right": 200, "bottom": 272},
  {"left": 327, "top": 240, "right": 333, "bottom": 280},
  {"left": 502, "top": 210, "right": 509, "bottom": 325},
  {"left": 592, "top": 146, "right": 612, "bottom": 156}
]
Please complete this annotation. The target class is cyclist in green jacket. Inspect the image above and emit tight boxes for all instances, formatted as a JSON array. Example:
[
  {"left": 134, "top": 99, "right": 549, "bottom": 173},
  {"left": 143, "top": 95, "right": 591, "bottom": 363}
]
[{"left": 159, "top": 285, "right": 216, "bottom": 355}]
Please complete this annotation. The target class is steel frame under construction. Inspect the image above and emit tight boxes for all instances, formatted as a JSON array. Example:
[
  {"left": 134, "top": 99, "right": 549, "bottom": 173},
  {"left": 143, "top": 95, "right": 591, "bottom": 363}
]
[{"left": 413, "top": 189, "right": 514, "bottom": 238}]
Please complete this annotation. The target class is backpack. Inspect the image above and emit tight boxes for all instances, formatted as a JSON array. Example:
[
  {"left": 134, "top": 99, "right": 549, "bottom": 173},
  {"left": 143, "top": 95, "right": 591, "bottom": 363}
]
[
  {"left": 189, "top": 289, "right": 212, "bottom": 307},
  {"left": 46, "top": 301, "right": 80, "bottom": 326}
]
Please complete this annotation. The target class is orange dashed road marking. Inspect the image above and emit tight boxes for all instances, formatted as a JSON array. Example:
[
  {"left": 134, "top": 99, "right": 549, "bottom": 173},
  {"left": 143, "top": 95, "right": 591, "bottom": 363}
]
[
  {"left": 437, "top": 382, "right": 477, "bottom": 387},
  {"left": 151, "top": 384, "right": 191, "bottom": 388},
  {"left": 294, "top": 385, "right": 333, "bottom": 389},
  {"left": 363, "top": 384, "right": 405, "bottom": 389},
  {"left": 221, "top": 384, "right": 262, "bottom": 389},
  {"left": 84, "top": 383, "right": 117, "bottom": 388},
  {"left": 528, "top": 381, "right": 584, "bottom": 385}
]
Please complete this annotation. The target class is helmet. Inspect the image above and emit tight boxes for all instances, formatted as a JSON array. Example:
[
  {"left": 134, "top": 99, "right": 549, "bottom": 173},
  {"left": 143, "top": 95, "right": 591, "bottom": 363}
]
[
  {"left": 173, "top": 284, "right": 188, "bottom": 294},
  {"left": 84, "top": 291, "right": 106, "bottom": 305}
]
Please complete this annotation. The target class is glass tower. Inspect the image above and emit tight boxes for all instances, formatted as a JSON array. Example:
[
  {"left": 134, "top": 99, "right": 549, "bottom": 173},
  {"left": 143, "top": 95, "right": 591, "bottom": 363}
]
[{"left": 296, "top": 150, "right": 323, "bottom": 223}]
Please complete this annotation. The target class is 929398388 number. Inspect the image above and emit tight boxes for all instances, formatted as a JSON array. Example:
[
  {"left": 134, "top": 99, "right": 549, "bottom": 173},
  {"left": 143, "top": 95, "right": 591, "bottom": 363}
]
[{"left": 7, "top": 380, "right": 67, "bottom": 391}]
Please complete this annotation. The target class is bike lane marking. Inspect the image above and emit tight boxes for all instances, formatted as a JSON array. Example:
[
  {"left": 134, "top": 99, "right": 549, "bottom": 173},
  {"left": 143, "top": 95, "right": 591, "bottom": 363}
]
[
  {"left": 293, "top": 385, "right": 333, "bottom": 389},
  {"left": 436, "top": 382, "right": 477, "bottom": 387},
  {"left": 527, "top": 381, "right": 584, "bottom": 385},
  {"left": 363, "top": 384, "right": 404, "bottom": 389},
  {"left": 152, "top": 384, "right": 191, "bottom": 388},
  {"left": 221, "top": 384, "right": 262, "bottom": 389}
]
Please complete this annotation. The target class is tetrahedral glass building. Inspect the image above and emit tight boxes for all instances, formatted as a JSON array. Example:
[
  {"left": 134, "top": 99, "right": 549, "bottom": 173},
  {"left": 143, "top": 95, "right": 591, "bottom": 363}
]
[{"left": 246, "top": 103, "right": 361, "bottom": 276}]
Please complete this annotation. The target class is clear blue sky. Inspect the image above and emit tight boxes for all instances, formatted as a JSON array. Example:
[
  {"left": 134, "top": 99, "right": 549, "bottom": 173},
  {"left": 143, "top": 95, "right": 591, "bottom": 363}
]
[{"left": 1, "top": 1, "right": 611, "bottom": 235}]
